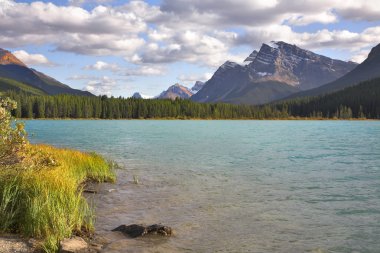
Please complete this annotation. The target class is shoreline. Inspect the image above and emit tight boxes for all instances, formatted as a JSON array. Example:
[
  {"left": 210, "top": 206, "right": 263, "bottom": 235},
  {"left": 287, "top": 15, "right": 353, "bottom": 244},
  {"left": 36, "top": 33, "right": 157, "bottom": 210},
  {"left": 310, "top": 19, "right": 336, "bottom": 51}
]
[{"left": 18, "top": 117, "right": 380, "bottom": 121}]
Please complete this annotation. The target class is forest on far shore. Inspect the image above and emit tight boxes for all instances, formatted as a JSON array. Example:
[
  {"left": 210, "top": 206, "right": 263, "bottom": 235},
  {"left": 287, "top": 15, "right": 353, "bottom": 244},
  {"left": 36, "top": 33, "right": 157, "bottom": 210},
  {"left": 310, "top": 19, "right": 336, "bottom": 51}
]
[{"left": 4, "top": 78, "right": 380, "bottom": 120}]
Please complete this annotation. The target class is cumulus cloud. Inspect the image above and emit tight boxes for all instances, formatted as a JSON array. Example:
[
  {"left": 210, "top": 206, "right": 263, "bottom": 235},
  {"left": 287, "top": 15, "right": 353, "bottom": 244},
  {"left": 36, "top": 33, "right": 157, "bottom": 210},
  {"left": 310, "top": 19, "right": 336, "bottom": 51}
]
[
  {"left": 0, "top": 0, "right": 379, "bottom": 69},
  {"left": 67, "top": 74, "right": 96, "bottom": 80},
  {"left": 0, "top": 1, "right": 147, "bottom": 55},
  {"left": 13, "top": 50, "right": 56, "bottom": 66},
  {"left": 337, "top": 0, "right": 380, "bottom": 22},
  {"left": 123, "top": 65, "right": 166, "bottom": 76},
  {"left": 286, "top": 10, "right": 338, "bottom": 26},
  {"left": 350, "top": 50, "right": 371, "bottom": 64},
  {"left": 177, "top": 72, "right": 213, "bottom": 84},
  {"left": 82, "top": 61, "right": 165, "bottom": 76},
  {"left": 84, "top": 61, "right": 120, "bottom": 72},
  {"left": 68, "top": 0, "right": 113, "bottom": 7},
  {"left": 83, "top": 76, "right": 117, "bottom": 96}
]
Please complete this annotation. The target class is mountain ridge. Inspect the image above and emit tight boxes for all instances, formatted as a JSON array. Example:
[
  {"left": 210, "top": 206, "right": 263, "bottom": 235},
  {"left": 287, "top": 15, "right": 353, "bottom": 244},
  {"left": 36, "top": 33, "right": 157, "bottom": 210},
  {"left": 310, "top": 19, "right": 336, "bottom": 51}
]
[
  {"left": 192, "top": 41, "right": 357, "bottom": 105},
  {"left": 157, "top": 83, "right": 193, "bottom": 99},
  {"left": 0, "top": 48, "right": 26, "bottom": 67},
  {"left": 0, "top": 48, "right": 93, "bottom": 96},
  {"left": 284, "top": 43, "right": 380, "bottom": 99}
]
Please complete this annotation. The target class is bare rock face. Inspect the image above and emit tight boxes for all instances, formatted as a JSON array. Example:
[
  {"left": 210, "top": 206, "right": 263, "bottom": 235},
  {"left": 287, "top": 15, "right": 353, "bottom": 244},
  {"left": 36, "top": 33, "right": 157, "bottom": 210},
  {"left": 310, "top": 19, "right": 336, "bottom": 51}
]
[
  {"left": 191, "top": 41, "right": 358, "bottom": 105},
  {"left": 244, "top": 50, "right": 258, "bottom": 62},
  {"left": 157, "top": 83, "right": 193, "bottom": 100},
  {"left": 0, "top": 48, "right": 26, "bottom": 67},
  {"left": 287, "top": 43, "right": 380, "bottom": 99},
  {"left": 191, "top": 81, "right": 205, "bottom": 94},
  {"left": 59, "top": 237, "right": 88, "bottom": 253},
  {"left": 112, "top": 224, "right": 173, "bottom": 238},
  {"left": 248, "top": 41, "right": 358, "bottom": 90}
]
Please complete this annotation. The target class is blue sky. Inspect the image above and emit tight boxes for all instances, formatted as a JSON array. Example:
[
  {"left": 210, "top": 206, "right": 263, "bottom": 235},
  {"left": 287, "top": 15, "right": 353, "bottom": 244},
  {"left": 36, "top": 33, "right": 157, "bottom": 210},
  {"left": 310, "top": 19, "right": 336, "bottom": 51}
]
[{"left": 1, "top": 0, "right": 379, "bottom": 97}]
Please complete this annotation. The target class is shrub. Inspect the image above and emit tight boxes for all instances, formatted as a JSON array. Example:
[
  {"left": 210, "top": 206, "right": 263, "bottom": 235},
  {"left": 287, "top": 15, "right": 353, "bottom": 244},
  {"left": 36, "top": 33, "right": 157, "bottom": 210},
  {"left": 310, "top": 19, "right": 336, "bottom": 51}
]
[{"left": 0, "top": 97, "right": 28, "bottom": 167}]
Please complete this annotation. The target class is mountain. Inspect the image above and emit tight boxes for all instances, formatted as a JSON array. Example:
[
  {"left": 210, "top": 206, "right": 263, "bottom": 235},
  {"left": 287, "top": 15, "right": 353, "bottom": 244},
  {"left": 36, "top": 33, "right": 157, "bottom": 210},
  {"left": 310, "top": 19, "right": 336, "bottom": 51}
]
[
  {"left": 131, "top": 92, "right": 143, "bottom": 99},
  {"left": 191, "top": 41, "right": 357, "bottom": 105},
  {"left": 278, "top": 77, "right": 380, "bottom": 119},
  {"left": 285, "top": 43, "right": 380, "bottom": 99},
  {"left": 0, "top": 77, "right": 46, "bottom": 96},
  {"left": 0, "top": 48, "right": 92, "bottom": 96},
  {"left": 191, "top": 81, "right": 205, "bottom": 94},
  {"left": 0, "top": 48, "right": 26, "bottom": 66},
  {"left": 157, "top": 83, "right": 193, "bottom": 99},
  {"left": 244, "top": 50, "right": 258, "bottom": 62},
  {"left": 131, "top": 92, "right": 153, "bottom": 99}
]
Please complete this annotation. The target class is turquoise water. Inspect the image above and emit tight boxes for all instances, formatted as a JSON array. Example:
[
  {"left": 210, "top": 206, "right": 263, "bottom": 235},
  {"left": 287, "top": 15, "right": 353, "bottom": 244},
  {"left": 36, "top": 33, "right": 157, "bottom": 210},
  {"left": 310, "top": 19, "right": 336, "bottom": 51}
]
[{"left": 25, "top": 120, "right": 380, "bottom": 253}]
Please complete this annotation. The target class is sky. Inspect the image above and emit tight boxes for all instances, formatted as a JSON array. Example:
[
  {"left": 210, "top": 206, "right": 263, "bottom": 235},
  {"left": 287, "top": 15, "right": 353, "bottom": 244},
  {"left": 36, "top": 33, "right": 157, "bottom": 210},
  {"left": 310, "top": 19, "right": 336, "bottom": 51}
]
[{"left": 1, "top": 0, "right": 380, "bottom": 97}]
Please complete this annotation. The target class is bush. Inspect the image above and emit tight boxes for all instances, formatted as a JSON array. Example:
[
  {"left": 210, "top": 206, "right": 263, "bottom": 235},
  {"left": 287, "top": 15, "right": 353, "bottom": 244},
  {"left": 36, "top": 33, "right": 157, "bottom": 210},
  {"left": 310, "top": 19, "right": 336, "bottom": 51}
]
[{"left": 0, "top": 97, "right": 28, "bottom": 166}]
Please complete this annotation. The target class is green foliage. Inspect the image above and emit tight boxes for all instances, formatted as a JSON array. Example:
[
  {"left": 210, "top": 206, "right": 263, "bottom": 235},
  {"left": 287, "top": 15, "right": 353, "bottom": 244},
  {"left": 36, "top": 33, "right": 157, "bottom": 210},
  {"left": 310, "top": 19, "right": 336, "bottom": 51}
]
[
  {"left": 0, "top": 97, "right": 28, "bottom": 166},
  {"left": 0, "top": 177, "right": 21, "bottom": 232},
  {"left": 274, "top": 78, "right": 380, "bottom": 119},
  {"left": 0, "top": 77, "right": 46, "bottom": 96},
  {"left": 4, "top": 77, "right": 380, "bottom": 120},
  {"left": 4, "top": 91, "right": 291, "bottom": 119}
]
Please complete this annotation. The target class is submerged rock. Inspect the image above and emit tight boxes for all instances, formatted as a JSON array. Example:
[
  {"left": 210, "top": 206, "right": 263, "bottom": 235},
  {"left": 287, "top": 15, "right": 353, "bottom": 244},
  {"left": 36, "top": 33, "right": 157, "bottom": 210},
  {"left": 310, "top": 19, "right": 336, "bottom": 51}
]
[
  {"left": 112, "top": 224, "right": 172, "bottom": 238},
  {"left": 59, "top": 237, "right": 88, "bottom": 253}
]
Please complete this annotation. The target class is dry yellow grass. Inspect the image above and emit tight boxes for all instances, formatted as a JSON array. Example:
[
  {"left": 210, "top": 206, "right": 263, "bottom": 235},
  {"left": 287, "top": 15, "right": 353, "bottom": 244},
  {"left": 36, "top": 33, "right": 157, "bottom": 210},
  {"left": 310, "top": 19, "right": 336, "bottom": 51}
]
[{"left": 0, "top": 144, "right": 116, "bottom": 252}]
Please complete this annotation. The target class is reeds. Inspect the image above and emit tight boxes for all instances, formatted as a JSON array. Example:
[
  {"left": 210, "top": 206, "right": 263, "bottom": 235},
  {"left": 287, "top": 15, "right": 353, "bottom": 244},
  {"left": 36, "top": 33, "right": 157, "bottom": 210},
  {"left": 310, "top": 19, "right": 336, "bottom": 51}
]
[{"left": 0, "top": 144, "right": 115, "bottom": 252}]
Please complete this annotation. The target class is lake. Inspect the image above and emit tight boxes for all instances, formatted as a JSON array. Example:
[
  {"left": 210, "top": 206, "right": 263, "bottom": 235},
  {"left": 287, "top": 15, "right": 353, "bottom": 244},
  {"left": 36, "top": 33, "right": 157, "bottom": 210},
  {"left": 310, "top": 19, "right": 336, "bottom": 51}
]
[{"left": 25, "top": 120, "right": 380, "bottom": 253}]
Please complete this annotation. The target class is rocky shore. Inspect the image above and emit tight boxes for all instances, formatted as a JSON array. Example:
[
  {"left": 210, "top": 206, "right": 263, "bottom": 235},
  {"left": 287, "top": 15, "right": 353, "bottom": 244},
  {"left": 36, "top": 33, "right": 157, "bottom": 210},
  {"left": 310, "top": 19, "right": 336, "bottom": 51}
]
[{"left": 0, "top": 235, "right": 38, "bottom": 253}]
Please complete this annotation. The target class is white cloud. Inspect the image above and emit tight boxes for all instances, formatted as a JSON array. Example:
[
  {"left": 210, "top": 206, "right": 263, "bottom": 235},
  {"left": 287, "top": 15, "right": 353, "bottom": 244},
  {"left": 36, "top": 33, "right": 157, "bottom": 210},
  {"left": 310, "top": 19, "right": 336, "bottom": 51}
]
[
  {"left": 0, "top": 0, "right": 379, "bottom": 70},
  {"left": 13, "top": 50, "right": 55, "bottom": 66},
  {"left": 67, "top": 74, "right": 96, "bottom": 80},
  {"left": 0, "top": 1, "right": 147, "bottom": 55},
  {"left": 82, "top": 61, "right": 165, "bottom": 76},
  {"left": 286, "top": 10, "right": 338, "bottom": 26},
  {"left": 123, "top": 65, "right": 166, "bottom": 76},
  {"left": 83, "top": 76, "right": 117, "bottom": 96},
  {"left": 84, "top": 61, "right": 120, "bottom": 72},
  {"left": 177, "top": 72, "right": 213, "bottom": 84},
  {"left": 337, "top": 0, "right": 380, "bottom": 21},
  {"left": 350, "top": 50, "right": 371, "bottom": 63},
  {"left": 68, "top": 0, "right": 113, "bottom": 7}
]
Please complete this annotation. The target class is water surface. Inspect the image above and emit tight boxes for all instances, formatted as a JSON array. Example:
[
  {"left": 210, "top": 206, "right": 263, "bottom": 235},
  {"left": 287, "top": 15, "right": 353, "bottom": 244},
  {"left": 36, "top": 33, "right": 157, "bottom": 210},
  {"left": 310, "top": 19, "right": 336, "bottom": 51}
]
[{"left": 26, "top": 120, "right": 380, "bottom": 253}]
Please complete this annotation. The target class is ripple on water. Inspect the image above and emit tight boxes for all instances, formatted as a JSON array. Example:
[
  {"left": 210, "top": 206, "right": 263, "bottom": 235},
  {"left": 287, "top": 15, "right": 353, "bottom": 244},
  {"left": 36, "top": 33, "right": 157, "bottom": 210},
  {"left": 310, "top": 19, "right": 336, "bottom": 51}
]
[{"left": 25, "top": 120, "right": 380, "bottom": 253}]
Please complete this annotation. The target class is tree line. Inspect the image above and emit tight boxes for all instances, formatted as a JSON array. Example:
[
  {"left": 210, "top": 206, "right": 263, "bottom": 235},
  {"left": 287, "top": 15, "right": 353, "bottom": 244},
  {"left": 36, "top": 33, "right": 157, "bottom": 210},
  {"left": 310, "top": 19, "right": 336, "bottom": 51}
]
[
  {"left": 272, "top": 78, "right": 380, "bottom": 119},
  {"left": 3, "top": 77, "right": 380, "bottom": 119}
]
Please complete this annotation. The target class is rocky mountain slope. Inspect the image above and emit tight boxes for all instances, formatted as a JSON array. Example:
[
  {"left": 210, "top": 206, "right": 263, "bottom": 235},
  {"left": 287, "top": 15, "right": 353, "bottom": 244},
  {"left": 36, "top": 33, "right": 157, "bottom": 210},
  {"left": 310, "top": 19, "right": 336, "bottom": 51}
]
[
  {"left": 0, "top": 48, "right": 92, "bottom": 96},
  {"left": 157, "top": 83, "right": 193, "bottom": 99},
  {"left": 285, "top": 43, "right": 380, "bottom": 99},
  {"left": 0, "top": 49, "right": 26, "bottom": 67},
  {"left": 191, "top": 81, "right": 205, "bottom": 94},
  {"left": 192, "top": 41, "right": 357, "bottom": 105}
]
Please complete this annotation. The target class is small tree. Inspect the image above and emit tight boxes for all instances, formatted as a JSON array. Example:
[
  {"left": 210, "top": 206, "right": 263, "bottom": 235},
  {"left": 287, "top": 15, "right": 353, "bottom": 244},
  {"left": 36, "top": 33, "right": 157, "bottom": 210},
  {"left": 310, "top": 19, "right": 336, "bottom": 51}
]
[{"left": 0, "top": 97, "right": 28, "bottom": 166}]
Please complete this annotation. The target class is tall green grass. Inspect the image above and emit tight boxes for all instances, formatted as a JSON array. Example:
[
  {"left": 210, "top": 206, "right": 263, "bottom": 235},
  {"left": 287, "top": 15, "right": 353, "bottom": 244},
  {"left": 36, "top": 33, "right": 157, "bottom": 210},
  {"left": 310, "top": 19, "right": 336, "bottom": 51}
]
[{"left": 0, "top": 144, "right": 116, "bottom": 252}]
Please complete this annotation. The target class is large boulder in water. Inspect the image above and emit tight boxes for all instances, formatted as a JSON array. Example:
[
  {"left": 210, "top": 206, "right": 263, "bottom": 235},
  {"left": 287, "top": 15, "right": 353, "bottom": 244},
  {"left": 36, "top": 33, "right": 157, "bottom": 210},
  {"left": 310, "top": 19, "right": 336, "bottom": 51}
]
[{"left": 112, "top": 224, "right": 172, "bottom": 238}]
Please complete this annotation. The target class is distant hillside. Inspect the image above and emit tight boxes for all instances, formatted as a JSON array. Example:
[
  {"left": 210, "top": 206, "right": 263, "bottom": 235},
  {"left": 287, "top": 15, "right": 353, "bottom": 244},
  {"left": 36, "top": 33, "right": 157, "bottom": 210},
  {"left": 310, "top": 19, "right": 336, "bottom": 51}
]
[
  {"left": 286, "top": 43, "right": 380, "bottom": 99},
  {"left": 276, "top": 77, "right": 380, "bottom": 118},
  {"left": 0, "top": 77, "right": 46, "bottom": 96},
  {"left": 0, "top": 48, "right": 93, "bottom": 96}
]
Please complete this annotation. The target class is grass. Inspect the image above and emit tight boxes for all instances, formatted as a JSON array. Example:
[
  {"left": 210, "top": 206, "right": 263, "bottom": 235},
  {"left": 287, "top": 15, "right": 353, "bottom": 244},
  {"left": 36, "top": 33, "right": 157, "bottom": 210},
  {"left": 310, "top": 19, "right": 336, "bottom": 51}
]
[{"left": 0, "top": 144, "right": 116, "bottom": 252}]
